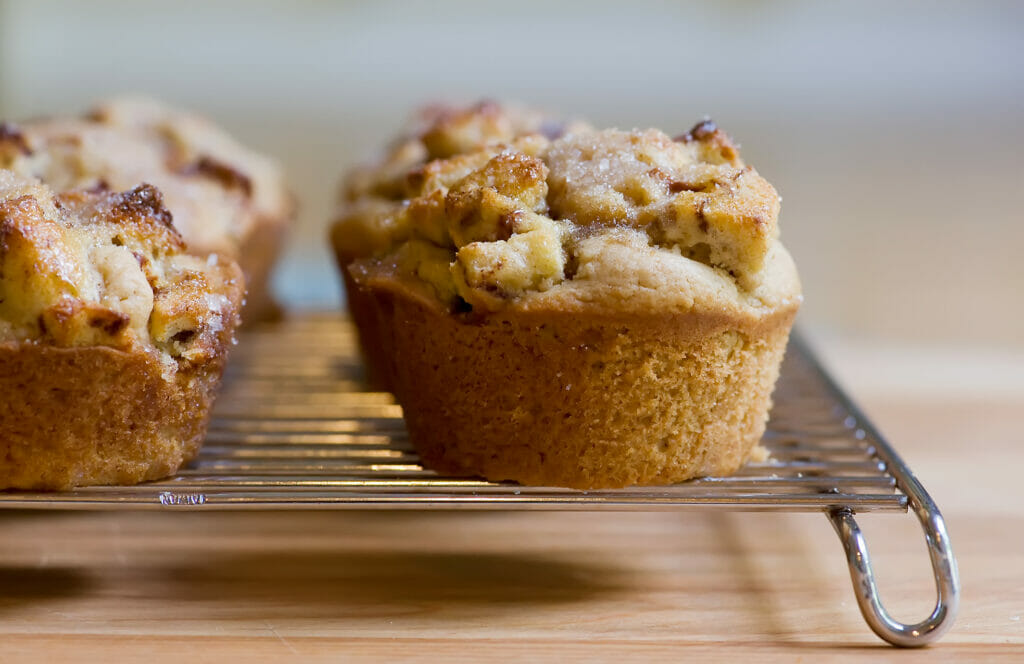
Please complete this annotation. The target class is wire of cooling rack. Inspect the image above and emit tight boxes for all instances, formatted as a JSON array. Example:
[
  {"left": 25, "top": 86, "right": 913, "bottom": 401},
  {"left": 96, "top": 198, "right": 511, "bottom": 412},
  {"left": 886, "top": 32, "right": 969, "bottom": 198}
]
[{"left": 0, "top": 313, "right": 959, "bottom": 646}]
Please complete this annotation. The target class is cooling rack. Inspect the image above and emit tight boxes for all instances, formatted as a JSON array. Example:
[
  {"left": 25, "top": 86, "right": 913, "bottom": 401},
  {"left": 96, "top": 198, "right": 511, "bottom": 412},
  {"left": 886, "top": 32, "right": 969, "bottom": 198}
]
[{"left": 0, "top": 313, "right": 959, "bottom": 647}]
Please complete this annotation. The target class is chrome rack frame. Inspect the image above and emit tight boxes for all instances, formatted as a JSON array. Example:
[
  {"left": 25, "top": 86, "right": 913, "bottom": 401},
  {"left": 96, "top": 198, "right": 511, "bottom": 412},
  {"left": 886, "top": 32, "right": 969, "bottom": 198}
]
[{"left": 0, "top": 314, "right": 959, "bottom": 647}]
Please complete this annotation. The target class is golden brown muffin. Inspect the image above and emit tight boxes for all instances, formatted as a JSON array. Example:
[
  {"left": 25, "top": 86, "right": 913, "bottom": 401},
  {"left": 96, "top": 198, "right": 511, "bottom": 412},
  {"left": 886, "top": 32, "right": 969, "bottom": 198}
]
[
  {"left": 332, "top": 101, "right": 588, "bottom": 386},
  {"left": 0, "top": 96, "right": 293, "bottom": 322},
  {"left": 0, "top": 171, "right": 244, "bottom": 489},
  {"left": 348, "top": 119, "right": 802, "bottom": 489}
]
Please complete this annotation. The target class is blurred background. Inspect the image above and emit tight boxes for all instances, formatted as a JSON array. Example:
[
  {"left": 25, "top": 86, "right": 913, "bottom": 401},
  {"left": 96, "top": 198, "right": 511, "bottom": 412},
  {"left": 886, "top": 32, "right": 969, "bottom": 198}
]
[{"left": 1, "top": 0, "right": 1022, "bottom": 393}]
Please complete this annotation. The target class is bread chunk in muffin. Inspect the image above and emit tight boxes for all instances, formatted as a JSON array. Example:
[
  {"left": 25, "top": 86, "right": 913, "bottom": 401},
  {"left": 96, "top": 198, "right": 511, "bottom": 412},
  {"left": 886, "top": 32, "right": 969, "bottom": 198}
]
[{"left": 333, "top": 101, "right": 588, "bottom": 263}]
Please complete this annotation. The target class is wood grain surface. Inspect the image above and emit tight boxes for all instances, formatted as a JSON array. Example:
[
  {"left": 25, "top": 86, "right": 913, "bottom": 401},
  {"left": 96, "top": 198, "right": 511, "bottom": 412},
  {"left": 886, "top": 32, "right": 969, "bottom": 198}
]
[{"left": 1, "top": 366, "right": 1022, "bottom": 662}]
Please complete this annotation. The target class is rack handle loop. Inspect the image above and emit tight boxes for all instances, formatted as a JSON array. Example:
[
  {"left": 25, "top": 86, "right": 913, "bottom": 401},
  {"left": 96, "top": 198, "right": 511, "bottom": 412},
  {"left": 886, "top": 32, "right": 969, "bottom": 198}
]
[{"left": 828, "top": 504, "right": 960, "bottom": 647}]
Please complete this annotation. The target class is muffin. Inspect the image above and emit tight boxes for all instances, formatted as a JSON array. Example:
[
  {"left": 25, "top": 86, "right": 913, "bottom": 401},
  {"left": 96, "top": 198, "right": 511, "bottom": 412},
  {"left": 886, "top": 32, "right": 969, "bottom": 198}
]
[
  {"left": 347, "top": 119, "right": 801, "bottom": 489},
  {"left": 0, "top": 96, "right": 293, "bottom": 322},
  {"left": 0, "top": 171, "right": 244, "bottom": 489},
  {"left": 331, "top": 101, "right": 588, "bottom": 387}
]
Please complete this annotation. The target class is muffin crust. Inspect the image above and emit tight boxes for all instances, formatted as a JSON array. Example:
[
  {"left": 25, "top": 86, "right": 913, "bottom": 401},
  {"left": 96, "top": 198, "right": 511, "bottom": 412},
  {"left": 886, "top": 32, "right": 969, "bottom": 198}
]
[
  {"left": 0, "top": 171, "right": 243, "bottom": 489},
  {"left": 342, "top": 113, "right": 801, "bottom": 488}
]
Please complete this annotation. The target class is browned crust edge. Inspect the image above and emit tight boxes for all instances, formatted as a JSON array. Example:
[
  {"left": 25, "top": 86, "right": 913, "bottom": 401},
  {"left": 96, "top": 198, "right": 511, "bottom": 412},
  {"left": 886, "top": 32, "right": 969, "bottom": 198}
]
[{"left": 0, "top": 346, "right": 223, "bottom": 489}]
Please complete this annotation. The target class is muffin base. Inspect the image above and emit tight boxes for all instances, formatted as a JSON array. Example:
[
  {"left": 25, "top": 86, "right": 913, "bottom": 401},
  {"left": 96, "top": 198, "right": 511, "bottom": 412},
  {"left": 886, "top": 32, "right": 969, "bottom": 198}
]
[
  {"left": 0, "top": 345, "right": 229, "bottom": 490},
  {"left": 237, "top": 213, "right": 289, "bottom": 324},
  {"left": 381, "top": 291, "right": 796, "bottom": 489},
  {"left": 336, "top": 250, "right": 395, "bottom": 391}
]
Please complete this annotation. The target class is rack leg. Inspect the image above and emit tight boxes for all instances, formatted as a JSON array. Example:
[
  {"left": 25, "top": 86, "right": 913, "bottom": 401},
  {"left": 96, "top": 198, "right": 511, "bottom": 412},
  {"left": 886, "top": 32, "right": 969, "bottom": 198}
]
[{"left": 828, "top": 505, "right": 960, "bottom": 647}]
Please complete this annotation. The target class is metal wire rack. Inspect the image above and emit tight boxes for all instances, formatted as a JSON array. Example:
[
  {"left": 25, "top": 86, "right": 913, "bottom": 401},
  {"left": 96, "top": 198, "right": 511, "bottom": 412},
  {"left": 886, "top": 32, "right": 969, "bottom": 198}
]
[{"left": 0, "top": 313, "right": 959, "bottom": 647}]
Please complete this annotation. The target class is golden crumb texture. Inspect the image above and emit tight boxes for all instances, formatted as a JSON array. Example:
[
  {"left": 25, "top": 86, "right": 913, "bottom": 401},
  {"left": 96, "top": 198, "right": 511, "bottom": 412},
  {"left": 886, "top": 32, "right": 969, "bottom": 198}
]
[
  {"left": 0, "top": 171, "right": 244, "bottom": 489},
  {"left": 0, "top": 96, "right": 294, "bottom": 320},
  {"left": 386, "top": 296, "right": 794, "bottom": 489}
]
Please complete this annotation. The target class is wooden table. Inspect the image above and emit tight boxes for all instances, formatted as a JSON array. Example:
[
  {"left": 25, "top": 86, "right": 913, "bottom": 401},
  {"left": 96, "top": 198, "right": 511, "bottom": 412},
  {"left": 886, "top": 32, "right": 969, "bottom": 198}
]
[{"left": 2, "top": 342, "right": 1022, "bottom": 662}]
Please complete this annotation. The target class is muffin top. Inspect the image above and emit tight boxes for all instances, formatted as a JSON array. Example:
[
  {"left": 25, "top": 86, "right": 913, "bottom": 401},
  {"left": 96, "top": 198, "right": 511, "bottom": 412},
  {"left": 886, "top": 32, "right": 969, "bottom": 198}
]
[
  {"left": 0, "top": 96, "right": 292, "bottom": 260},
  {"left": 348, "top": 119, "right": 800, "bottom": 318},
  {"left": 0, "top": 170, "right": 243, "bottom": 366},
  {"left": 334, "top": 101, "right": 589, "bottom": 259}
]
